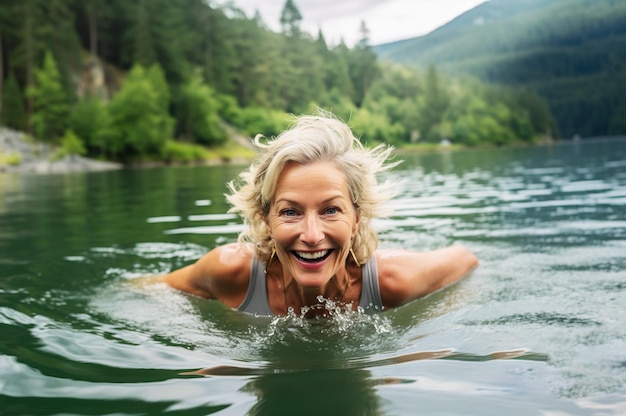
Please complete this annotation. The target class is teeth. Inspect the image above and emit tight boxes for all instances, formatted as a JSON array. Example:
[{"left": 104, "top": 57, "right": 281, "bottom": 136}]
[{"left": 296, "top": 250, "right": 329, "bottom": 260}]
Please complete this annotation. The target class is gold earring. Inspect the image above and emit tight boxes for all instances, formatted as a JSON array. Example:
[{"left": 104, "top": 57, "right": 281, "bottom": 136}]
[
  {"left": 349, "top": 248, "right": 361, "bottom": 268},
  {"left": 266, "top": 245, "right": 276, "bottom": 274}
]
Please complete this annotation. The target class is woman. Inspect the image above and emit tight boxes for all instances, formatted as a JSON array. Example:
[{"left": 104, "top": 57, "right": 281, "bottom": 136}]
[{"left": 163, "top": 112, "right": 478, "bottom": 316}]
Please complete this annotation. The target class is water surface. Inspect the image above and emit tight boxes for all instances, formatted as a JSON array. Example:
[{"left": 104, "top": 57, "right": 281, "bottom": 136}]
[{"left": 1, "top": 138, "right": 625, "bottom": 415}]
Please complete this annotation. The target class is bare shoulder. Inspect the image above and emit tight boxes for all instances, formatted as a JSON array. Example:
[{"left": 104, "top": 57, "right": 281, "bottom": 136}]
[
  {"left": 163, "top": 242, "right": 254, "bottom": 307},
  {"left": 375, "top": 245, "right": 478, "bottom": 308},
  {"left": 196, "top": 242, "right": 254, "bottom": 278}
]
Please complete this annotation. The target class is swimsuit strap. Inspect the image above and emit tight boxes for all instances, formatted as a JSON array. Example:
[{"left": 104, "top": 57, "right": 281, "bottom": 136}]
[
  {"left": 236, "top": 256, "right": 273, "bottom": 316},
  {"left": 237, "top": 256, "right": 384, "bottom": 315},
  {"left": 358, "top": 256, "right": 384, "bottom": 312}
]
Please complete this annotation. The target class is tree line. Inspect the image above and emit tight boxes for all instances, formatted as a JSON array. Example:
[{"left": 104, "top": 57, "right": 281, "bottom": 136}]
[
  {"left": 375, "top": 0, "right": 626, "bottom": 139},
  {"left": 0, "top": 0, "right": 556, "bottom": 164}
]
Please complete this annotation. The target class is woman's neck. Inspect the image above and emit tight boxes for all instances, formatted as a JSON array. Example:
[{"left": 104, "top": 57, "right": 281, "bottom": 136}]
[{"left": 275, "top": 268, "right": 353, "bottom": 315}]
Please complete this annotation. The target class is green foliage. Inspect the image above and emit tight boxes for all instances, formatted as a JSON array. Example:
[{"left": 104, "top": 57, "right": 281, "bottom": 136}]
[
  {"left": 146, "top": 64, "right": 170, "bottom": 113},
  {"left": 54, "top": 129, "right": 86, "bottom": 159},
  {"left": 346, "top": 45, "right": 379, "bottom": 107},
  {"left": 415, "top": 65, "right": 450, "bottom": 142},
  {"left": 0, "top": 149, "right": 22, "bottom": 166},
  {"left": 28, "top": 51, "right": 70, "bottom": 142},
  {"left": 107, "top": 64, "right": 174, "bottom": 160},
  {"left": 375, "top": 0, "right": 626, "bottom": 138},
  {"left": 361, "top": 63, "right": 550, "bottom": 146},
  {"left": 69, "top": 96, "right": 111, "bottom": 156},
  {"left": 0, "top": 0, "right": 560, "bottom": 164},
  {"left": 350, "top": 107, "right": 404, "bottom": 145},
  {"left": 161, "top": 140, "right": 208, "bottom": 163},
  {"left": 234, "top": 107, "right": 291, "bottom": 138},
  {"left": 174, "top": 75, "right": 227, "bottom": 145},
  {"left": 216, "top": 94, "right": 243, "bottom": 125},
  {"left": 1, "top": 73, "right": 27, "bottom": 131},
  {"left": 280, "top": 0, "right": 302, "bottom": 37}
]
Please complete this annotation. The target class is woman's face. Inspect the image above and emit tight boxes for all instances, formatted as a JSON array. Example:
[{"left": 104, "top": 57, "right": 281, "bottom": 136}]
[{"left": 266, "top": 161, "right": 360, "bottom": 289}]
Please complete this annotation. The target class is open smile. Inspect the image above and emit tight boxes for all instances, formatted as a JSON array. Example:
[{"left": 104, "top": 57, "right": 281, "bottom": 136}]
[{"left": 292, "top": 249, "right": 333, "bottom": 263}]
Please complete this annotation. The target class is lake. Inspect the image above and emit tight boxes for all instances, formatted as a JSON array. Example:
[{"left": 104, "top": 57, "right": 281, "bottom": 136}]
[{"left": 1, "top": 138, "right": 625, "bottom": 415}]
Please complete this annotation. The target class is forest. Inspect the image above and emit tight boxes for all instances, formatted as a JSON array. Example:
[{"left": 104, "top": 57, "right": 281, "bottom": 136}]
[
  {"left": 0, "top": 0, "right": 556, "bottom": 164},
  {"left": 375, "top": 0, "right": 626, "bottom": 139}
]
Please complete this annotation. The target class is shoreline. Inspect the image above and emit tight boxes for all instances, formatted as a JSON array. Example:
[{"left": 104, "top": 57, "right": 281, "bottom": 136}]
[
  {"left": 0, "top": 127, "right": 123, "bottom": 174},
  {"left": 3, "top": 126, "right": 623, "bottom": 175},
  {"left": 0, "top": 127, "right": 252, "bottom": 174}
]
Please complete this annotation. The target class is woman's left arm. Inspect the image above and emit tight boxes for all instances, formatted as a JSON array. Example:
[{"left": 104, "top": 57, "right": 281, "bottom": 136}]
[{"left": 377, "top": 245, "right": 479, "bottom": 308}]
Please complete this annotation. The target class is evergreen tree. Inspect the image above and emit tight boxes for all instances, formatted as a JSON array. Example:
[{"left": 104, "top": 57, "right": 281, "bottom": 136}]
[
  {"left": 1, "top": 73, "right": 27, "bottom": 131},
  {"left": 107, "top": 64, "right": 174, "bottom": 160},
  {"left": 12, "top": 0, "right": 45, "bottom": 126},
  {"left": 0, "top": 1, "right": 18, "bottom": 119},
  {"left": 69, "top": 96, "right": 111, "bottom": 156},
  {"left": 416, "top": 64, "right": 450, "bottom": 141},
  {"left": 230, "top": 18, "right": 271, "bottom": 107},
  {"left": 280, "top": 0, "right": 303, "bottom": 37},
  {"left": 146, "top": 64, "right": 170, "bottom": 113},
  {"left": 328, "top": 43, "right": 356, "bottom": 101},
  {"left": 174, "top": 75, "right": 226, "bottom": 145},
  {"left": 28, "top": 51, "right": 69, "bottom": 142},
  {"left": 347, "top": 22, "right": 379, "bottom": 107},
  {"left": 79, "top": 0, "right": 110, "bottom": 59},
  {"left": 132, "top": 0, "right": 156, "bottom": 67},
  {"left": 9, "top": 0, "right": 79, "bottom": 130}
]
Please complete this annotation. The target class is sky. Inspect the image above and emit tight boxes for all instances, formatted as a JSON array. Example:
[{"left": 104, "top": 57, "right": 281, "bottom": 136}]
[{"left": 227, "top": 0, "right": 488, "bottom": 46}]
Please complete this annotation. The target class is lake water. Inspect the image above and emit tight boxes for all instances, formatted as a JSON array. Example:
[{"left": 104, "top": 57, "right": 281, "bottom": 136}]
[{"left": 1, "top": 138, "right": 625, "bottom": 415}]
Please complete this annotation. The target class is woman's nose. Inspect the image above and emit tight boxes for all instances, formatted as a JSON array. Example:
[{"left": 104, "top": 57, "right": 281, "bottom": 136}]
[{"left": 300, "top": 214, "right": 324, "bottom": 245}]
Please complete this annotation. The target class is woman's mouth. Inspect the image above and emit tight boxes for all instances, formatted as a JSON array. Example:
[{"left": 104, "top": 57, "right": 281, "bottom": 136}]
[{"left": 293, "top": 249, "right": 333, "bottom": 263}]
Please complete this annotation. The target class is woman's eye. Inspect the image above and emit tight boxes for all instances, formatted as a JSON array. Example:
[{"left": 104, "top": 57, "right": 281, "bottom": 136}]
[
  {"left": 280, "top": 209, "right": 298, "bottom": 217},
  {"left": 324, "top": 207, "right": 339, "bottom": 215}
]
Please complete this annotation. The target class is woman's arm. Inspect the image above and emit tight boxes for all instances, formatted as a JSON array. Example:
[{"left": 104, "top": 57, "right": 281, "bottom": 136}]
[
  {"left": 377, "top": 245, "right": 478, "bottom": 308},
  {"left": 161, "top": 243, "right": 252, "bottom": 308}
]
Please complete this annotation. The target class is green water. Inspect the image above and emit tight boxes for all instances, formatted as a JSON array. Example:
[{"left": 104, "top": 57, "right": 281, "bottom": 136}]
[{"left": 1, "top": 139, "right": 625, "bottom": 415}]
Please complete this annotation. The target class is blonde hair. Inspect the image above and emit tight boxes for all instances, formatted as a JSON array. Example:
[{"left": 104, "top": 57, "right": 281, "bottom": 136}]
[{"left": 226, "top": 111, "right": 399, "bottom": 264}]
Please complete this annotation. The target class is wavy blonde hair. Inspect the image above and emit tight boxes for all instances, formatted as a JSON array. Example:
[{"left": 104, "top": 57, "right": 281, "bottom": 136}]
[{"left": 226, "top": 111, "right": 399, "bottom": 264}]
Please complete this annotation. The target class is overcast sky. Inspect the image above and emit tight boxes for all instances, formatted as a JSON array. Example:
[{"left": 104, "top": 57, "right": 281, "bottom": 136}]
[{"left": 227, "top": 0, "right": 488, "bottom": 46}]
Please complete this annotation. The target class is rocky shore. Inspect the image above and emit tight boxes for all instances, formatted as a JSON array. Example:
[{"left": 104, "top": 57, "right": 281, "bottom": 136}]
[{"left": 0, "top": 127, "right": 122, "bottom": 174}]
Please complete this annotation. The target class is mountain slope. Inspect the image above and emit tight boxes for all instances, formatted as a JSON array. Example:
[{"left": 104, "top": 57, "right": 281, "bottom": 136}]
[{"left": 374, "top": 0, "right": 626, "bottom": 138}]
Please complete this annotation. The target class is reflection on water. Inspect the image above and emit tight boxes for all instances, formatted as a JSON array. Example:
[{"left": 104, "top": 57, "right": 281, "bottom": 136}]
[{"left": 1, "top": 139, "right": 626, "bottom": 415}]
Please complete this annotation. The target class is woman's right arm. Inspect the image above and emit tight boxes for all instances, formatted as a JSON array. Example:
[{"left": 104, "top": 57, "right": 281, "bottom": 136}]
[
  {"left": 162, "top": 262, "right": 214, "bottom": 299},
  {"left": 161, "top": 243, "right": 252, "bottom": 307}
]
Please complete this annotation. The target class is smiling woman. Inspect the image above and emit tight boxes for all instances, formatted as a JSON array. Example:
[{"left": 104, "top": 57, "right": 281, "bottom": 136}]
[{"left": 162, "top": 110, "right": 478, "bottom": 316}]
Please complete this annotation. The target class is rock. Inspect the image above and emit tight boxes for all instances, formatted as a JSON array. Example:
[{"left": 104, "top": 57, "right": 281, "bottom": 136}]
[{"left": 0, "top": 127, "right": 122, "bottom": 174}]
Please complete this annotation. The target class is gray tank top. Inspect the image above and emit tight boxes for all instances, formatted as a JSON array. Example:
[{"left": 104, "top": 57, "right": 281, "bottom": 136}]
[{"left": 237, "top": 256, "right": 383, "bottom": 316}]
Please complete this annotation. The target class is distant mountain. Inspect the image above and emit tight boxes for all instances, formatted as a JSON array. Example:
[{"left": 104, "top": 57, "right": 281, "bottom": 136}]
[{"left": 374, "top": 0, "right": 626, "bottom": 139}]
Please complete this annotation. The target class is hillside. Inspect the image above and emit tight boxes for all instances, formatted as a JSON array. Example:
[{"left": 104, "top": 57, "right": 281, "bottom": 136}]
[
  {"left": 0, "top": 0, "right": 556, "bottom": 163},
  {"left": 374, "top": 0, "right": 626, "bottom": 138}
]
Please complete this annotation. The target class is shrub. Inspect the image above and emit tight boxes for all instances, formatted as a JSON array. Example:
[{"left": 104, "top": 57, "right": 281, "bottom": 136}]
[{"left": 161, "top": 140, "right": 208, "bottom": 163}]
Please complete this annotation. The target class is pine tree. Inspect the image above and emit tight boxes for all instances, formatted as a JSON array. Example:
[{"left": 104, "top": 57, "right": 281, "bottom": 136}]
[
  {"left": 132, "top": 0, "right": 156, "bottom": 67},
  {"left": 280, "top": 0, "right": 302, "bottom": 37},
  {"left": 69, "top": 96, "right": 111, "bottom": 156},
  {"left": 174, "top": 75, "right": 226, "bottom": 145},
  {"left": 416, "top": 64, "right": 450, "bottom": 141},
  {"left": 28, "top": 50, "right": 69, "bottom": 142},
  {"left": 1, "top": 73, "right": 27, "bottom": 131}
]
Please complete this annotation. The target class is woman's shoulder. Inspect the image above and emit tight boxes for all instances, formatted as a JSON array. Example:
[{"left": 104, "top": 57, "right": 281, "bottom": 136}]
[
  {"left": 198, "top": 242, "right": 254, "bottom": 279},
  {"left": 374, "top": 246, "right": 478, "bottom": 307},
  {"left": 192, "top": 242, "right": 254, "bottom": 306},
  {"left": 375, "top": 249, "right": 432, "bottom": 307}
]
